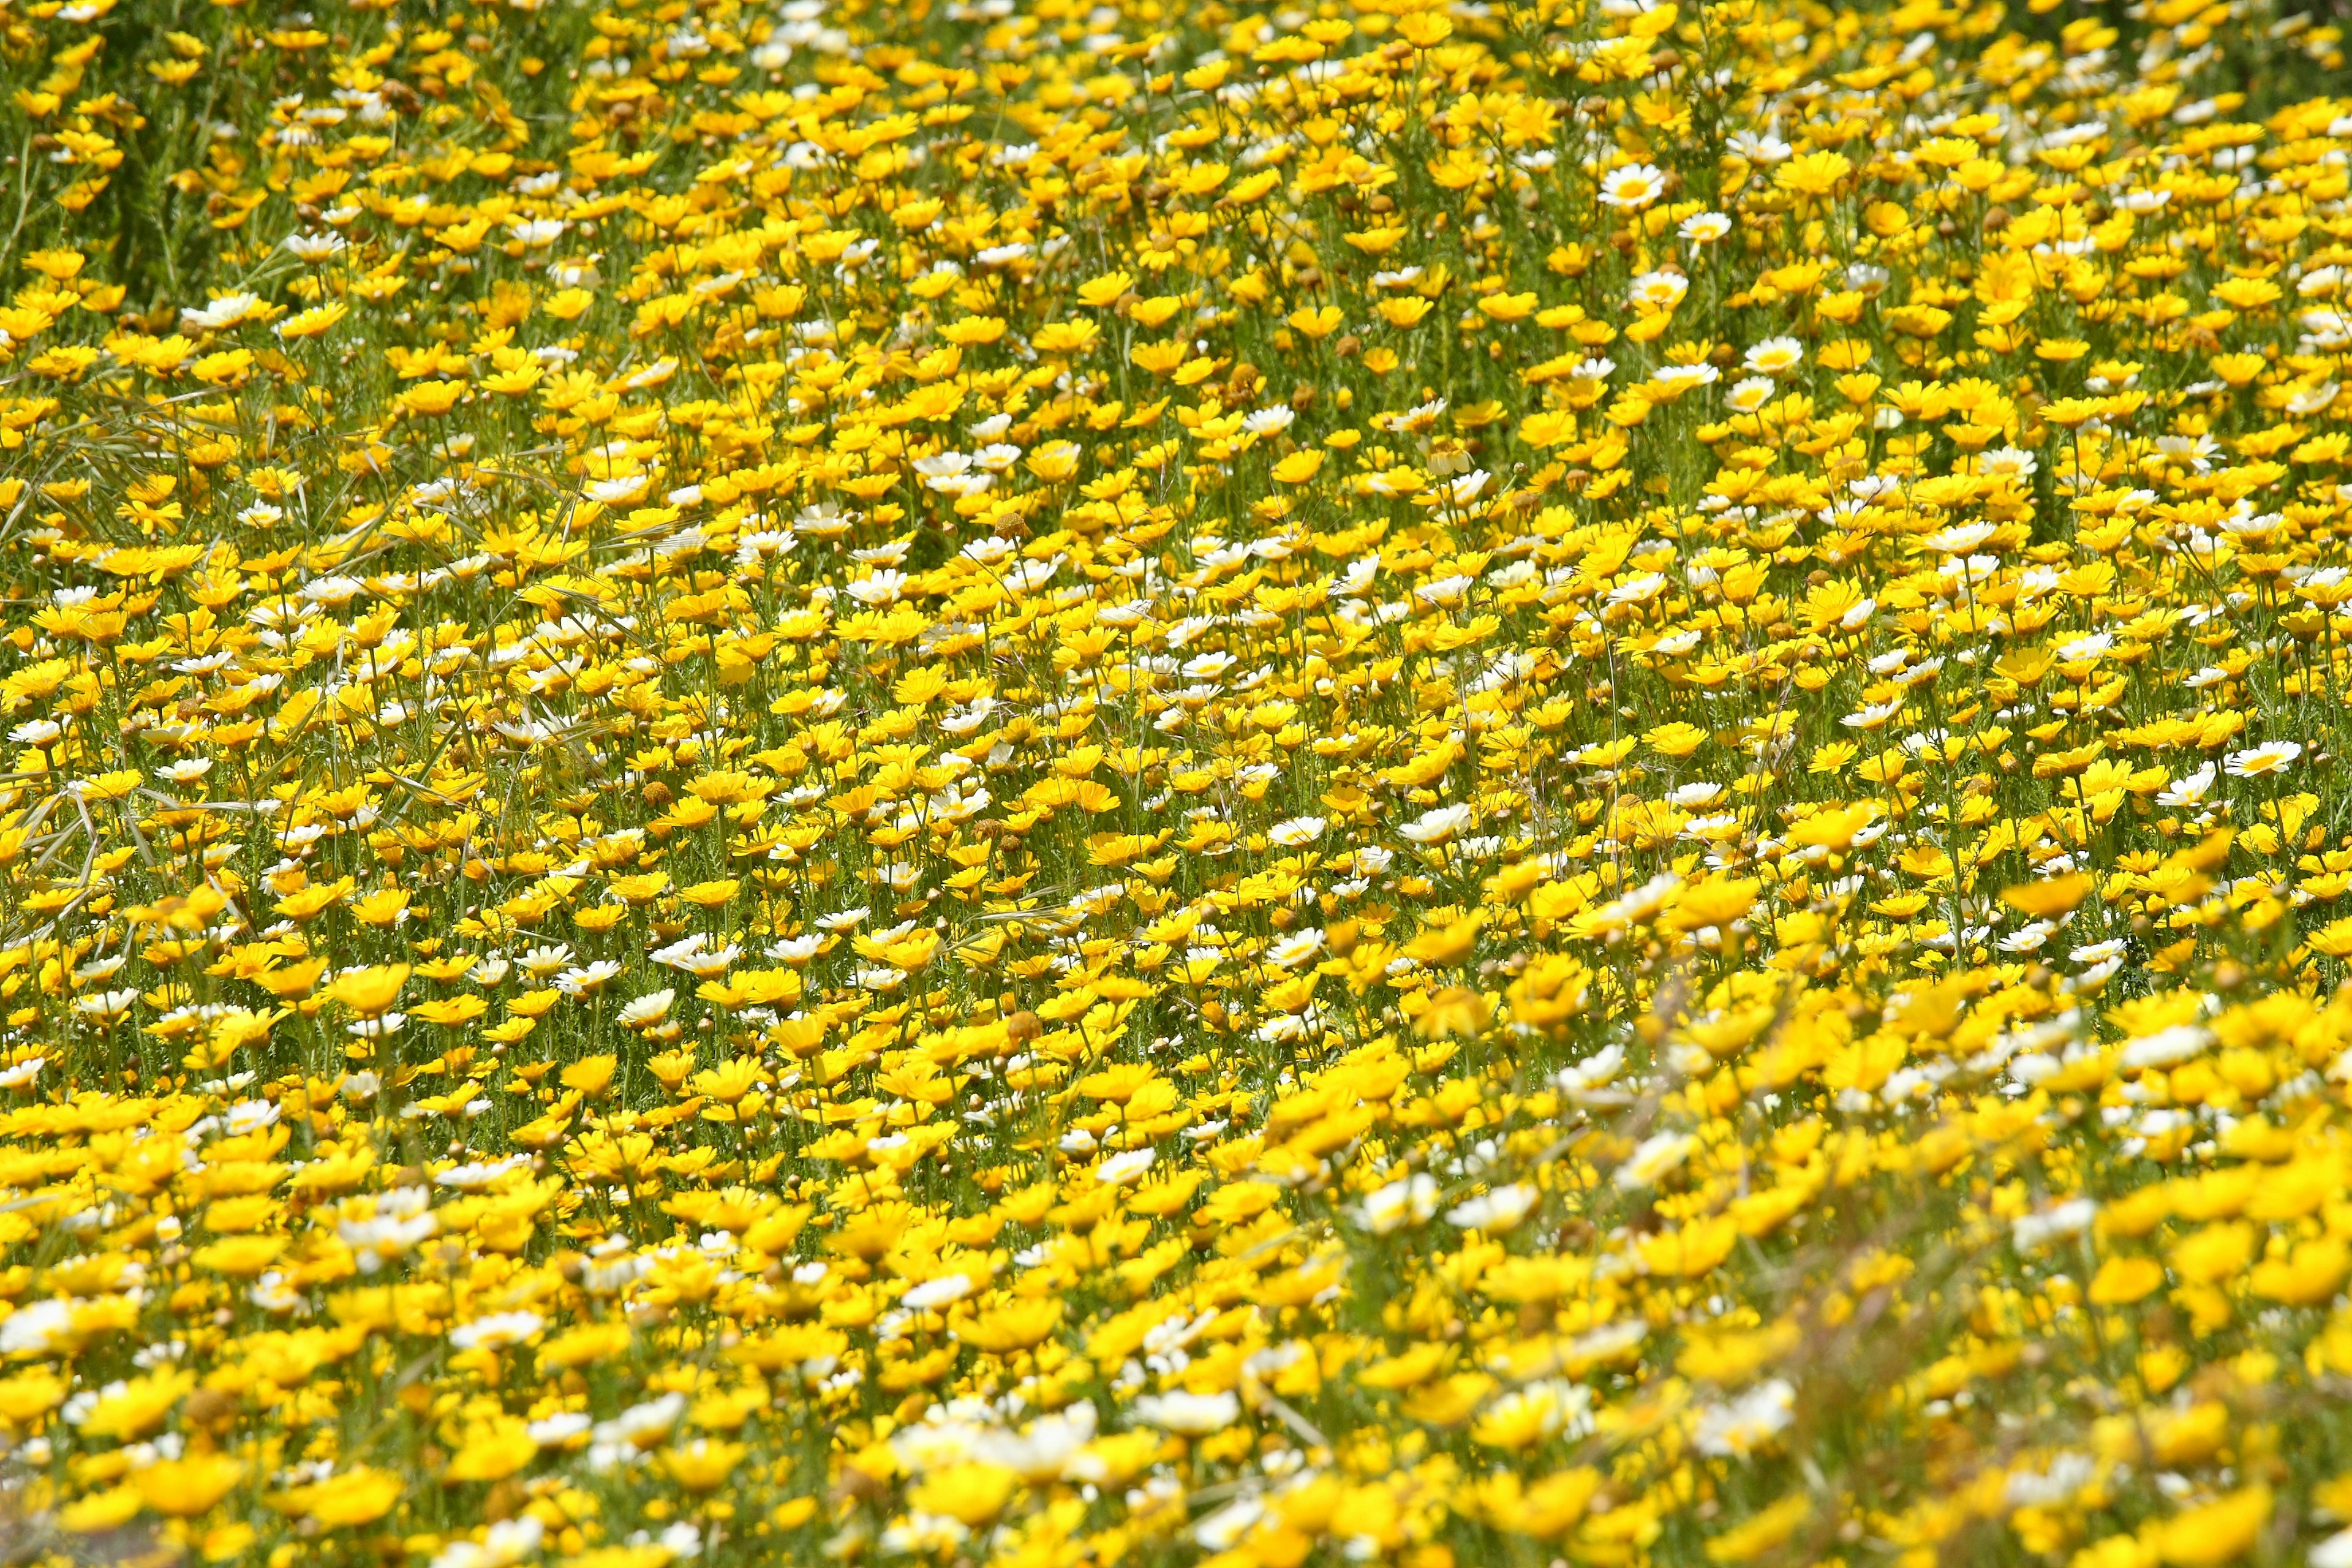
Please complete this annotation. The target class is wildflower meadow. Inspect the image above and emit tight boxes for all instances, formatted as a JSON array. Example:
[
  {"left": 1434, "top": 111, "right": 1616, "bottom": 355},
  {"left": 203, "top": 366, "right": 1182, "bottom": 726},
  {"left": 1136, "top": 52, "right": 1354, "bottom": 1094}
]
[{"left": 5, "top": 0, "right": 2352, "bottom": 1562}]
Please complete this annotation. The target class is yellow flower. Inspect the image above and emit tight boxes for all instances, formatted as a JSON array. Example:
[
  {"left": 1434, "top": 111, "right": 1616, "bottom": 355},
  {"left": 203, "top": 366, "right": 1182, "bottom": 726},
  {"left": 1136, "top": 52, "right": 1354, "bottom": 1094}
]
[
  {"left": 2087, "top": 1255, "right": 2166, "bottom": 1305},
  {"left": 1270, "top": 449, "right": 1326, "bottom": 484},
  {"left": 660, "top": 1439, "right": 745, "bottom": 1493},
  {"left": 1706, "top": 1493, "right": 1813, "bottom": 1564},
  {"left": 1482, "top": 1467, "right": 1603, "bottom": 1539},
  {"left": 1077, "top": 271, "right": 1134, "bottom": 307},
  {"left": 59, "top": 1487, "right": 143, "bottom": 1533},
  {"left": 326, "top": 963, "right": 410, "bottom": 1017},
  {"left": 446, "top": 1420, "right": 541, "bottom": 1482},
  {"left": 191, "top": 1235, "right": 287, "bottom": 1277},
  {"left": 2154, "top": 1486, "right": 2269, "bottom": 1568},
  {"left": 1773, "top": 149, "right": 1853, "bottom": 196},
  {"left": 956, "top": 1299, "right": 1063, "bottom": 1353},
  {"left": 560, "top": 1055, "right": 618, "bottom": 1096},
  {"left": 282, "top": 1466, "right": 405, "bottom": 1527},
  {"left": 2249, "top": 1238, "right": 2349, "bottom": 1305},
  {"left": 909, "top": 1462, "right": 1019, "bottom": 1526},
  {"left": 0, "top": 1370, "right": 66, "bottom": 1425},
  {"left": 135, "top": 1454, "right": 244, "bottom": 1518},
  {"left": 81, "top": 1370, "right": 192, "bottom": 1441},
  {"left": 1646, "top": 720, "right": 1709, "bottom": 758}
]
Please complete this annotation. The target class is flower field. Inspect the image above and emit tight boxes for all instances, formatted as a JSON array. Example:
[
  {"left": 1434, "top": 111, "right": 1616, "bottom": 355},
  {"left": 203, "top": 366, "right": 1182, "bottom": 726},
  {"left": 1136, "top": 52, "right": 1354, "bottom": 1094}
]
[{"left": 9, "top": 0, "right": 2352, "bottom": 1562}]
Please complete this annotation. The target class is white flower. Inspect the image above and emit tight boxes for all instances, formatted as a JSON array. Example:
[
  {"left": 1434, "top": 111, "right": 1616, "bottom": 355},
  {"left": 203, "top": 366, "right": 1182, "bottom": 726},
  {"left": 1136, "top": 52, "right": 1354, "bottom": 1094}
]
[
  {"left": 2158, "top": 763, "right": 2218, "bottom": 808},
  {"left": 450, "top": 1311, "right": 545, "bottom": 1351},
  {"left": 339, "top": 1187, "right": 439, "bottom": 1272},
  {"left": 1597, "top": 162, "right": 1667, "bottom": 209},
  {"left": 1446, "top": 1183, "right": 1537, "bottom": 1232},
  {"left": 1609, "top": 571, "right": 1668, "bottom": 606},
  {"left": 1679, "top": 210, "right": 1732, "bottom": 243},
  {"left": 1257, "top": 1010, "right": 1324, "bottom": 1044},
  {"left": 303, "top": 576, "right": 371, "bottom": 611},
  {"left": 1556, "top": 1044, "right": 1629, "bottom": 1104},
  {"left": 1266, "top": 929, "right": 1325, "bottom": 970},
  {"left": 2225, "top": 740, "right": 2301, "bottom": 777},
  {"left": 1416, "top": 574, "right": 1475, "bottom": 608},
  {"left": 517, "top": 943, "right": 575, "bottom": 979},
  {"left": 284, "top": 232, "right": 347, "bottom": 261},
  {"left": 846, "top": 569, "right": 907, "bottom": 606},
  {"left": 2289, "top": 380, "right": 2342, "bottom": 417},
  {"left": 1728, "top": 131, "right": 1792, "bottom": 163},
  {"left": 1627, "top": 270, "right": 1690, "bottom": 311},
  {"left": 652, "top": 935, "right": 739, "bottom": 978},
  {"left": 429, "top": 1516, "right": 546, "bottom": 1568},
  {"left": 1398, "top": 804, "right": 1474, "bottom": 844},
  {"left": 2011, "top": 1198, "right": 2096, "bottom": 1251},
  {"left": 1614, "top": 1131, "right": 1695, "bottom": 1191},
  {"left": 2119, "top": 1024, "right": 2211, "bottom": 1071},
  {"left": 1094, "top": 1149, "right": 1156, "bottom": 1186},
  {"left": 75, "top": 989, "right": 139, "bottom": 1021},
  {"left": 2054, "top": 631, "right": 2113, "bottom": 662},
  {"left": 1998, "top": 921, "right": 2056, "bottom": 954},
  {"left": 584, "top": 475, "right": 647, "bottom": 504},
  {"left": 182, "top": 292, "right": 263, "bottom": 331},
  {"left": 1997, "top": 1450, "right": 2094, "bottom": 1509},
  {"left": 2311, "top": 1526, "right": 2352, "bottom": 1568},
  {"left": 594, "top": 1392, "right": 687, "bottom": 1449},
  {"left": 527, "top": 1411, "right": 593, "bottom": 1446},
  {"left": 435, "top": 1156, "right": 530, "bottom": 1190},
  {"left": 1842, "top": 701, "right": 1901, "bottom": 730},
  {"left": 1692, "top": 1378, "right": 1795, "bottom": 1455},
  {"left": 1268, "top": 815, "right": 1325, "bottom": 846},
  {"left": 901, "top": 1273, "right": 975, "bottom": 1311},
  {"left": 0, "top": 1299, "right": 74, "bottom": 1355},
  {"left": 1924, "top": 521, "right": 1997, "bottom": 556},
  {"left": 1978, "top": 446, "right": 2038, "bottom": 480},
  {"left": 1133, "top": 1390, "right": 1240, "bottom": 1433},
  {"left": 556, "top": 959, "right": 624, "bottom": 996},
  {"left": 1194, "top": 1498, "right": 1267, "bottom": 1553},
  {"left": 618, "top": 989, "right": 676, "bottom": 1027},
  {"left": 1243, "top": 405, "right": 1296, "bottom": 436},
  {"left": 881, "top": 1515, "right": 970, "bottom": 1555},
  {"left": 1183, "top": 649, "right": 1237, "bottom": 680},
  {"left": 891, "top": 1413, "right": 984, "bottom": 1472},
  {"left": 1356, "top": 1174, "right": 1439, "bottom": 1235},
  {"left": 974, "top": 1404, "right": 1097, "bottom": 1481},
  {"left": 1742, "top": 336, "right": 1803, "bottom": 375}
]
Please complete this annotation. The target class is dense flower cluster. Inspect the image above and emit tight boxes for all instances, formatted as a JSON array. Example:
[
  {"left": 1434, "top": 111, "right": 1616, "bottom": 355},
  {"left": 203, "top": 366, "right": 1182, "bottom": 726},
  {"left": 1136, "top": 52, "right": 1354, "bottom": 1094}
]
[{"left": 6, "top": 0, "right": 2352, "bottom": 1562}]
